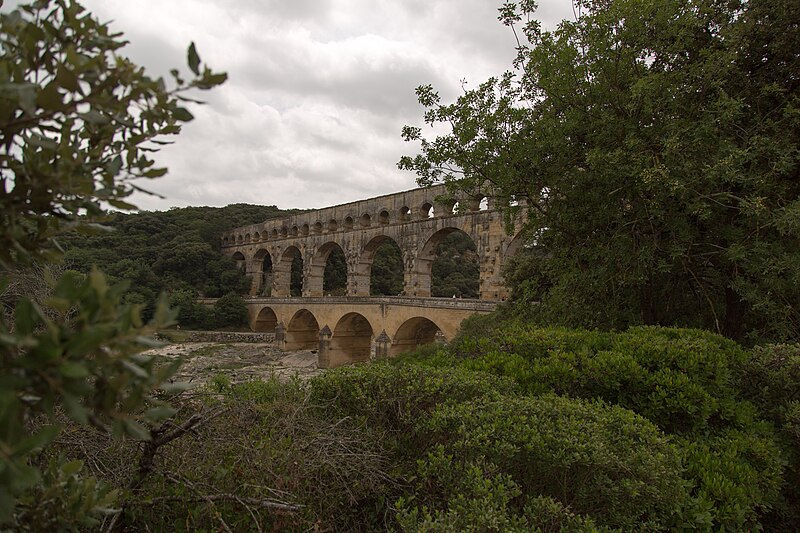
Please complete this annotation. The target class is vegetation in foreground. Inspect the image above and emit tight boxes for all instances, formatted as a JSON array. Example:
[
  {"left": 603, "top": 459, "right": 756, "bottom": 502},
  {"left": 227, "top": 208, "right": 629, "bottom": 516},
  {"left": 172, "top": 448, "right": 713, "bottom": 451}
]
[{"left": 39, "top": 321, "right": 800, "bottom": 531}]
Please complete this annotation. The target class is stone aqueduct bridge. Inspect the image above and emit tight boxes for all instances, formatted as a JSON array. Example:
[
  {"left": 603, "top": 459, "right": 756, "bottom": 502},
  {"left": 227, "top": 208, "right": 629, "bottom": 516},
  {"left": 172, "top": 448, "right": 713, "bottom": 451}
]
[{"left": 220, "top": 184, "right": 524, "bottom": 367}]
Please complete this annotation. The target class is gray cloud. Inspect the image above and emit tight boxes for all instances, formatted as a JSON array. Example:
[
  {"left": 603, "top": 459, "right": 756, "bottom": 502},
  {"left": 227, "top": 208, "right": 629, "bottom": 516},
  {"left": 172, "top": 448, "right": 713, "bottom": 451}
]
[{"left": 5, "top": 0, "right": 574, "bottom": 211}]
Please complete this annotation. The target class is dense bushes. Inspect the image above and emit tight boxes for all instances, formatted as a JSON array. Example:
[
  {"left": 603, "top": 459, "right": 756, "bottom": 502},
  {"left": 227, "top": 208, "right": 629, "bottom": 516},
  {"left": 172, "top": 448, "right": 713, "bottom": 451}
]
[{"left": 169, "top": 291, "right": 249, "bottom": 330}]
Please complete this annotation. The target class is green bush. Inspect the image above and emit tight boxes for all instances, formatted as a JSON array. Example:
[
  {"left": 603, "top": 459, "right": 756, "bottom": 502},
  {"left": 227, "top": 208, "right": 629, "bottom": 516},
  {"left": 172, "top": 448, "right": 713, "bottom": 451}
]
[
  {"left": 210, "top": 292, "right": 249, "bottom": 329},
  {"left": 415, "top": 394, "right": 690, "bottom": 531}
]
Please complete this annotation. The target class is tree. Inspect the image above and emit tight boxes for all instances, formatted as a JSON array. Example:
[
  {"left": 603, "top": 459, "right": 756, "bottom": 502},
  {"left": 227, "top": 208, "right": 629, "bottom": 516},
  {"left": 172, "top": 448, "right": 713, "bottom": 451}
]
[
  {"left": 400, "top": 0, "right": 800, "bottom": 342},
  {"left": 0, "top": 0, "right": 225, "bottom": 526}
]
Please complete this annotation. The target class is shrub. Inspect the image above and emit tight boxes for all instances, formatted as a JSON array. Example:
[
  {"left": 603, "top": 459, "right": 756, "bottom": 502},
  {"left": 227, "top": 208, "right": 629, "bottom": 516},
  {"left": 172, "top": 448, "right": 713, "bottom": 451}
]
[
  {"left": 416, "top": 394, "right": 690, "bottom": 531},
  {"left": 210, "top": 292, "right": 249, "bottom": 329}
]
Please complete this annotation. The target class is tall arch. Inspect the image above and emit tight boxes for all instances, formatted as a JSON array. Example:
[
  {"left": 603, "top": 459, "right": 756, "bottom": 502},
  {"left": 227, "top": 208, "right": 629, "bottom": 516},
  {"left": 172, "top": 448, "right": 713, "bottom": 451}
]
[
  {"left": 413, "top": 228, "right": 479, "bottom": 298},
  {"left": 252, "top": 249, "right": 273, "bottom": 296},
  {"left": 362, "top": 235, "right": 403, "bottom": 296},
  {"left": 330, "top": 312, "right": 373, "bottom": 365},
  {"left": 285, "top": 309, "right": 319, "bottom": 350},
  {"left": 272, "top": 246, "right": 303, "bottom": 297},
  {"left": 253, "top": 307, "right": 278, "bottom": 333},
  {"left": 390, "top": 317, "right": 442, "bottom": 356},
  {"left": 306, "top": 241, "right": 347, "bottom": 297}
]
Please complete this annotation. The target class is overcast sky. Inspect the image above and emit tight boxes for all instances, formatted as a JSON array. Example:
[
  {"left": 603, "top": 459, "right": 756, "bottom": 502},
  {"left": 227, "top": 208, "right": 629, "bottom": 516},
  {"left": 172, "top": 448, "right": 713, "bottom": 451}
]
[{"left": 15, "top": 0, "right": 575, "bottom": 211}]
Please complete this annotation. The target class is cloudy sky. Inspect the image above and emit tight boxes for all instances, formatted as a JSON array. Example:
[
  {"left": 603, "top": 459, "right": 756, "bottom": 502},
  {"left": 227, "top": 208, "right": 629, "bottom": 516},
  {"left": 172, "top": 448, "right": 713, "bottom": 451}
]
[{"left": 18, "top": 0, "right": 575, "bottom": 211}]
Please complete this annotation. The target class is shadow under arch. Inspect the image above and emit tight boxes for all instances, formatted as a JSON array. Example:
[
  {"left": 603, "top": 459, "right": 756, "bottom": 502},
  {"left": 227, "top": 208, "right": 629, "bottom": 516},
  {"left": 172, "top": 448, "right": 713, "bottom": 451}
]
[
  {"left": 307, "top": 241, "right": 347, "bottom": 297},
  {"left": 390, "top": 317, "right": 442, "bottom": 356},
  {"left": 253, "top": 248, "right": 273, "bottom": 296},
  {"left": 253, "top": 306, "right": 278, "bottom": 333},
  {"left": 360, "top": 235, "right": 404, "bottom": 296},
  {"left": 329, "top": 312, "right": 373, "bottom": 366},
  {"left": 416, "top": 227, "right": 479, "bottom": 298},
  {"left": 285, "top": 309, "right": 319, "bottom": 351}
]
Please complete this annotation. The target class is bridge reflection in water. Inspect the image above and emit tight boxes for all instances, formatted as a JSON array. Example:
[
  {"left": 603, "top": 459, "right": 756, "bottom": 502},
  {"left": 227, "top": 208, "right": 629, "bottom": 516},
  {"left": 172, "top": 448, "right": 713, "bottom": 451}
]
[{"left": 218, "top": 184, "right": 524, "bottom": 367}]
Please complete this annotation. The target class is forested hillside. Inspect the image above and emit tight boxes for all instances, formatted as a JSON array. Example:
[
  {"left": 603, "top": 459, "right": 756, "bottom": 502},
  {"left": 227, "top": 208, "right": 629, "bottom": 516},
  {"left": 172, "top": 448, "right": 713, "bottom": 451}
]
[{"left": 62, "top": 204, "right": 298, "bottom": 317}]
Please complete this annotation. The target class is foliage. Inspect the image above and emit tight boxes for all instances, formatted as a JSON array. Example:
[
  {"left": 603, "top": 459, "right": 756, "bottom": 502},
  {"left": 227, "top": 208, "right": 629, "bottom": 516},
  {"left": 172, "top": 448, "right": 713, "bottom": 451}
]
[
  {"left": 400, "top": 0, "right": 800, "bottom": 342},
  {"left": 211, "top": 293, "right": 249, "bottom": 329},
  {"left": 323, "top": 245, "right": 347, "bottom": 295},
  {"left": 404, "top": 319, "right": 788, "bottom": 530},
  {"left": 431, "top": 231, "right": 479, "bottom": 298},
  {"left": 63, "top": 203, "right": 293, "bottom": 314},
  {"left": 370, "top": 240, "right": 403, "bottom": 296},
  {"left": 0, "top": 0, "right": 224, "bottom": 525}
]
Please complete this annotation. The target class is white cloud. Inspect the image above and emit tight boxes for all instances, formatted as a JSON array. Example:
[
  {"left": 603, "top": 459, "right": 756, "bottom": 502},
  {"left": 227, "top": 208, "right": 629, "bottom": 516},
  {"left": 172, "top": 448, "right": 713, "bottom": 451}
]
[{"left": 10, "top": 0, "right": 576, "bottom": 211}]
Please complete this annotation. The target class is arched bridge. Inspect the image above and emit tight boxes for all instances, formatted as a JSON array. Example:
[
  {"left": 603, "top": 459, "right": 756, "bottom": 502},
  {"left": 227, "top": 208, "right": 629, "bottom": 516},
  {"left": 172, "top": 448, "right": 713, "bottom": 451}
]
[{"left": 220, "top": 184, "right": 525, "bottom": 367}]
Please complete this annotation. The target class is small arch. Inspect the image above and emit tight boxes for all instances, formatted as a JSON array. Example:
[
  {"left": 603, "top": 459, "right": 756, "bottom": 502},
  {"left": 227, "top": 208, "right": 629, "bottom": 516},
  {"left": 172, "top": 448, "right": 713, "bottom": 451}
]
[
  {"left": 271, "top": 229, "right": 279, "bottom": 239},
  {"left": 231, "top": 251, "right": 246, "bottom": 261},
  {"left": 231, "top": 251, "right": 246, "bottom": 274},
  {"left": 244, "top": 233, "right": 251, "bottom": 243},
  {"left": 280, "top": 227, "right": 288, "bottom": 238},
  {"left": 420, "top": 202, "right": 434, "bottom": 219},
  {"left": 222, "top": 237, "right": 229, "bottom": 246},
  {"left": 313, "top": 222, "right": 323, "bottom": 234},
  {"left": 328, "top": 219, "right": 339, "bottom": 232},
  {"left": 300, "top": 224, "right": 310, "bottom": 236},
  {"left": 254, "top": 307, "right": 278, "bottom": 333},
  {"left": 331, "top": 312, "right": 373, "bottom": 364},
  {"left": 360, "top": 213, "right": 371, "bottom": 227},
  {"left": 390, "top": 317, "right": 443, "bottom": 356},
  {"left": 237, "top": 235, "right": 243, "bottom": 244},
  {"left": 254, "top": 232, "right": 261, "bottom": 241},
  {"left": 291, "top": 225, "right": 299, "bottom": 237},
  {"left": 285, "top": 310, "right": 319, "bottom": 351},
  {"left": 344, "top": 216, "right": 354, "bottom": 230},
  {"left": 378, "top": 210, "right": 390, "bottom": 224},
  {"left": 399, "top": 206, "right": 411, "bottom": 221}
]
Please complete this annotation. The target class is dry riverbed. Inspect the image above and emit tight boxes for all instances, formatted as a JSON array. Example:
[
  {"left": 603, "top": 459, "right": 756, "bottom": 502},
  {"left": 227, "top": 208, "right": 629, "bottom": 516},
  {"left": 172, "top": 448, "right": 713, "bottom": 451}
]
[{"left": 145, "top": 342, "right": 324, "bottom": 387}]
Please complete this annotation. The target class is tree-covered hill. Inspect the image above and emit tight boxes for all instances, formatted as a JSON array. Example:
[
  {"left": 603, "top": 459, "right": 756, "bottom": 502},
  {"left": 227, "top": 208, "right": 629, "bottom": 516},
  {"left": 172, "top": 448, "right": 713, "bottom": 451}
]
[{"left": 62, "top": 204, "right": 299, "bottom": 315}]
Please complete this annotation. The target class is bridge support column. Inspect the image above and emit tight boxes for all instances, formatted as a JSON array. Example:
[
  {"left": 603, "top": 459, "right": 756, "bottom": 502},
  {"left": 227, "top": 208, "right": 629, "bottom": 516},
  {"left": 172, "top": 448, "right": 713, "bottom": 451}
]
[
  {"left": 271, "top": 267, "right": 291, "bottom": 297},
  {"left": 246, "top": 259, "right": 264, "bottom": 296},
  {"left": 275, "top": 322, "right": 286, "bottom": 350},
  {"left": 318, "top": 325, "right": 332, "bottom": 368},
  {"left": 374, "top": 330, "right": 391, "bottom": 360}
]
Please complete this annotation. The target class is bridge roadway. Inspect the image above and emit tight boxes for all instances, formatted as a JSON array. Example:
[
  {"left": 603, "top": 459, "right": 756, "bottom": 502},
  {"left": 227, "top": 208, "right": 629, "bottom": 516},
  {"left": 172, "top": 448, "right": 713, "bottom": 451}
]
[{"left": 199, "top": 296, "right": 498, "bottom": 368}]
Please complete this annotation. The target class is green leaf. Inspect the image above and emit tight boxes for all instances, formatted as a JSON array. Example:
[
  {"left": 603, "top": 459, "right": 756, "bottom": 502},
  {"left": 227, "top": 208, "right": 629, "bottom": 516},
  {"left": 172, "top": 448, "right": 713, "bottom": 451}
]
[
  {"left": 63, "top": 394, "right": 88, "bottom": 425},
  {"left": 59, "top": 361, "right": 89, "bottom": 379},
  {"left": 187, "top": 42, "right": 201, "bottom": 75},
  {"left": 159, "top": 381, "right": 193, "bottom": 395},
  {"left": 172, "top": 107, "right": 194, "bottom": 122},
  {"left": 12, "top": 425, "right": 59, "bottom": 458},
  {"left": 144, "top": 406, "right": 177, "bottom": 422},
  {"left": 123, "top": 419, "right": 151, "bottom": 441},
  {"left": 121, "top": 360, "right": 149, "bottom": 379}
]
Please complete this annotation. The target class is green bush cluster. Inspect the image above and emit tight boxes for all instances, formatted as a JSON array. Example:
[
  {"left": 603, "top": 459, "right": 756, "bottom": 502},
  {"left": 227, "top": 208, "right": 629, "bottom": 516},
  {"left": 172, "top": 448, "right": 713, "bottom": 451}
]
[
  {"left": 399, "top": 318, "right": 789, "bottom": 530},
  {"left": 168, "top": 291, "right": 249, "bottom": 330}
]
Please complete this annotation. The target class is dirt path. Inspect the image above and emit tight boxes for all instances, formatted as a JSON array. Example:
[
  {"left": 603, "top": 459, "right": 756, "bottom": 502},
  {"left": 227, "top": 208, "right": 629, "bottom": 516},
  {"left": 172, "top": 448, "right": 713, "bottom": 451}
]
[{"left": 146, "top": 342, "right": 324, "bottom": 387}]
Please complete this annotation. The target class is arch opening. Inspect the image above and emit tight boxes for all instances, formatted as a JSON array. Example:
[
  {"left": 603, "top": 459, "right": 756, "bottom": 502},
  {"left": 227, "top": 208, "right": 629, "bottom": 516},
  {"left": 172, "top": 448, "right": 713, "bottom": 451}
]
[
  {"left": 313, "top": 222, "right": 323, "bottom": 234},
  {"left": 390, "top": 317, "right": 442, "bottom": 356},
  {"left": 285, "top": 310, "right": 319, "bottom": 351},
  {"left": 416, "top": 228, "right": 479, "bottom": 298},
  {"left": 331, "top": 312, "right": 373, "bottom": 364},
  {"left": 231, "top": 251, "right": 246, "bottom": 273},
  {"left": 254, "top": 249, "right": 273, "bottom": 296},
  {"left": 378, "top": 210, "right": 390, "bottom": 224},
  {"left": 328, "top": 219, "right": 338, "bottom": 232},
  {"left": 420, "top": 202, "right": 434, "bottom": 219},
  {"left": 279, "top": 246, "right": 304, "bottom": 297},
  {"left": 300, "top": 224, "right": 310, "bottom": 236},
  {"left": 323, "top": 245, "right": 347, "bottom": 296},
  {"left": 366, "top": 236, "right": 403, "bottom": 296},
  {"left": 399, "top": 206, "right": 411, "bottom": 221},
  {"left": 344, "top": 216, "right": 354, "bottom": 230},
  {"left": 360, "top": 213, "right": 371, "bottom": 227},
  {"left": 254, "top": 307, "right": 278, "bottom": 333}
]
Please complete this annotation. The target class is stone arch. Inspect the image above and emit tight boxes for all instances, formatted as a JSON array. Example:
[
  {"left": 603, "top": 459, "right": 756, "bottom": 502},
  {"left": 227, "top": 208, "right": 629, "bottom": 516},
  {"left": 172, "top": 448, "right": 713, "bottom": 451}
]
[
  {"left": 244, "top": 233, "right": 251, "bottom": 243},
  {"left": 306, "top": 241, "right": 347, "bottom": 297},
  {"left": 399, "top": 206, "right": 411, "bottom": 221},
  {"left": 280, "top": 227, "right": 288, "bottom": 238},
  {"left": 253, "top": 249, "right": 273, "bottom": 296},
  {"left": 254, "top": 232, "right": 260, "bottom": 241},
  {"left": 360, "top": 212, "right": 371, "bottom": 227},
  {"left": 343, "top": 215, "right": 354, "bottom": 230},
  {"left": 361, "top": 235, "right": 403, "bottom": 296},
  {"left": 253, "top": 307, "right": 278, "bottom": 333},
  {"left": 291, "top": 225, "right": 299, "bottom": 237},
  {"left": 285, "top": 309, "right": 319, "bottom": 350},
  {"left": 419, "top": 201, "right": 434, "bottom": 219},
  {"left": 390, "top": 317, "right": 442, "bottom": 356},
  {"left": 237, "top": 235, "right": 243, "bottom": 244},
  {"left": 222, "top": 237, "right": 229, "bottom": 246},
  {"left": 231, "top": 251, "right": 246, "bottom": 261},
  {"left": 414, "top": 227, "right": 479, "bottom": 298},
  {"left": 328, "top": 219, "right": 338, "bottom": 232},
  {"left": 300, "top": 224, "right": 310, "bottom": 236},
  {"left": 272, "top": 245, "right": 303, "bottom": 297},
  {"left": 330, "top": 312, "right": 373, "bottom": 365},
  {"left": 271, "top": 228, "right": 279, "bottom": 239},
  {"left": 378, "top": 209, "right": 390, "bottom": 224},
  {"left": 313, "top": 221, "right": 323, "bottom": 234}
]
